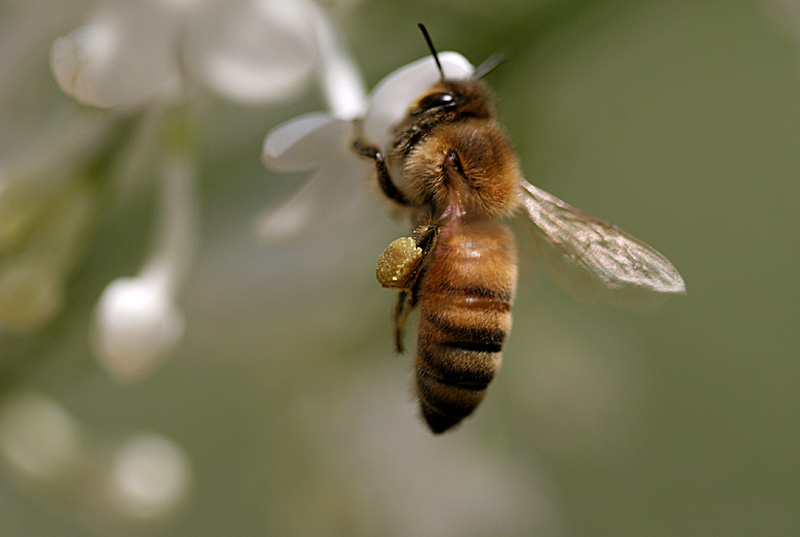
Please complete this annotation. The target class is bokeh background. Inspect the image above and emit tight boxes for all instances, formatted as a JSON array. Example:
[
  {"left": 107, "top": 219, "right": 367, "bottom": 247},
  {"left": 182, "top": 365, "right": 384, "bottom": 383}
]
[{"left": 1, "top": 0, "right": 799, "bottom": 535}]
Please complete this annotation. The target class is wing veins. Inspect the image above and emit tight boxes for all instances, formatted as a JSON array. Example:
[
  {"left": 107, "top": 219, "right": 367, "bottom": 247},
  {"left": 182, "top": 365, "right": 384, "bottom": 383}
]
[{"left": 518, "top": 179, "right": 686, "bottom": 310}]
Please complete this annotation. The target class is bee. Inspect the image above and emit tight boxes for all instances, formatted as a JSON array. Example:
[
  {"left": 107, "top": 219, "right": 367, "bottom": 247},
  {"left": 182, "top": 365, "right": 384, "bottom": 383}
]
[{"left": 353, "top": 24, "right": 685, "bottom": 434}]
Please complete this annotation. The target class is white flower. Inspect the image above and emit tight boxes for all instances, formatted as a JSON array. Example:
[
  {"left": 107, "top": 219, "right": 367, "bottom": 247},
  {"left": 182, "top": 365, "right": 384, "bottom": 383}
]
[
  {"left": 109, "top": 433, "right": 192, "bottom": 520},
  {"left": 0, "top": 391, "right": 192, "bottom": 526},
  {"left": 0, "top": 391, "right": 83, "bottom": 481},
  {"left": 92, "top": 151, "right": 197, "bottom": 384},
  {"left": 50, "top": 0, "right": 327, "bottom": 108},
  {"left": 42, "top": 0, "right": 364, "bottom": 381},
  {"left": 259, "top": 52, "right": 474, "bottom": 240},
  {"left": 258, "top": 112, "right": 365, "bottom": 241}
]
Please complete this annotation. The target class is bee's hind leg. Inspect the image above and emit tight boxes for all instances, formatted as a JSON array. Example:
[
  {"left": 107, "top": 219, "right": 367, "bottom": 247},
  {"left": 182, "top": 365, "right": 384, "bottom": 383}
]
[
  {"left": 393, "top": 290, "right": 414, "bottom": 354},
  {"left": 383, "top": 224, "right": 438, "bottom": 354}
]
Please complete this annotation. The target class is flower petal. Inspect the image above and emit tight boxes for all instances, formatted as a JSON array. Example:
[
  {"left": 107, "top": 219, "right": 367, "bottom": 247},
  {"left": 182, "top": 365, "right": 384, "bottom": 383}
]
[
  {"left": 51, "top": 1, "right": 182, "bottom": 108},
  {"left": 305, "top": 0, "right": 366, "bottom": 119},
  {"left": 363, "top": 52, "right": 474, "bottom": 148},
  {"left": 184, "top": 0, "right": 316, "bottom": 104},
  {"left": 256, "top": 154, "right": 369, "bottom": 243},
  {"left": 262, "top": 112, "right": 351, "bottom": 172}
]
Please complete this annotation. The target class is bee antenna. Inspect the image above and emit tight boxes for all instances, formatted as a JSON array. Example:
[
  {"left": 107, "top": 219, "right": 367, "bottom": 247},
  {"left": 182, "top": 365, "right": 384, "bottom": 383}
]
[
  {"left": 418, "top": 23, "right": 445, "bottom": 79},
  {"left": 473, "top": 50, "right": 506, "bottom": 79}
]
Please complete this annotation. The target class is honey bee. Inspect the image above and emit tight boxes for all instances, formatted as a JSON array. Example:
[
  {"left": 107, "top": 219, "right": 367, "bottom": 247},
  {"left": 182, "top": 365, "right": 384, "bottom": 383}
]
[{"left": 354, "top": 25, "right": 685, "bottom": 434}]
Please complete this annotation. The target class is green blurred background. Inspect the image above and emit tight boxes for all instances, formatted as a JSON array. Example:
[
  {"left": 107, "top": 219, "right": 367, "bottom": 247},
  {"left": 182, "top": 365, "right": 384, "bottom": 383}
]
[{"left": 1, "top": 0, "right": 799, "bottom": 535}]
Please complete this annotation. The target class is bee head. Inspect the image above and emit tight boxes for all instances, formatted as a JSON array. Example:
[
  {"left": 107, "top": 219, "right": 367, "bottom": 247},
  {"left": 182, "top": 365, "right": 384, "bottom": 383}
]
[
  {"left": 407, "top": 24, "right": 498, "bottom": 124},
  {"left": 407, "top": 78, "right": 495, "bottom": 123},
  {"left": 389, "top": 26, "right": 500, "bottom": 156}
]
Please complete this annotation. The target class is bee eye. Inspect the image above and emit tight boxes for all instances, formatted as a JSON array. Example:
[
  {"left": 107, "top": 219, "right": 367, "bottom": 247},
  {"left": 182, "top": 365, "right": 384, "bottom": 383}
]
[{"left": 413, "top": 92, "right": 457, "bottom": 115}]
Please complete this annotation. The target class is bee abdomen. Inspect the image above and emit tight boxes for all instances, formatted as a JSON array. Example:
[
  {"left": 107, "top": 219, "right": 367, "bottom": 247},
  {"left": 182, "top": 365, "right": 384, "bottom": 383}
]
[
  {"left": 415, "top": 294, "right": 511, "bottom": 433},
  {"left": 414, "top": 226, "right": 517, "bottom": 432}
]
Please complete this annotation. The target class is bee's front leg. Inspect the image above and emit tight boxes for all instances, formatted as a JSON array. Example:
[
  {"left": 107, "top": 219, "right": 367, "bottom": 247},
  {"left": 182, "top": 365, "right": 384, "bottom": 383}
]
[{"left": 352, "top": 137, "right": 410, "bottom": 206}]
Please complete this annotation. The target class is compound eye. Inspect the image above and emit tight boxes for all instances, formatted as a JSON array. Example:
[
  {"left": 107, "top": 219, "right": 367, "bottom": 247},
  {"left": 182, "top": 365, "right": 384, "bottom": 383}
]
[{"left": 413, "top": 92, "right": 456, "bottom": 114}]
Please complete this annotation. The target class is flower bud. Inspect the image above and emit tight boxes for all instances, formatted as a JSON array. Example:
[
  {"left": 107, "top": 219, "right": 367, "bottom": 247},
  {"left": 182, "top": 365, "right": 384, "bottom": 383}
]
[{"left": 92, "top": 277, "right": 184, "bottom": 384}]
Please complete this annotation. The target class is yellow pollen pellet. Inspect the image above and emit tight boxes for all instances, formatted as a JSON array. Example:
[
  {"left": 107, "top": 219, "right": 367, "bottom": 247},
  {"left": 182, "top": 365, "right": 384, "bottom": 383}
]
[{"left": 376, "top": 237, "right": 423, "bottom": 289}]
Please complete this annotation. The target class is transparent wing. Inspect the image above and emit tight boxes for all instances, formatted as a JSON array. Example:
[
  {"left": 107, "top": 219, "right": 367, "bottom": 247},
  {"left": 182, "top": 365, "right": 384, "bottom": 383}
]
[{"left": 518, "top": 179, "right": 686, "bottom": 312}]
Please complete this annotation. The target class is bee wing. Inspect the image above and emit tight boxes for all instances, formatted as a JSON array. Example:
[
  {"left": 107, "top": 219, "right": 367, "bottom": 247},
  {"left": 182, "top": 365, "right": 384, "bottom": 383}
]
[{"left": 518, "top": 179, "right": 686, "bottom": 312}]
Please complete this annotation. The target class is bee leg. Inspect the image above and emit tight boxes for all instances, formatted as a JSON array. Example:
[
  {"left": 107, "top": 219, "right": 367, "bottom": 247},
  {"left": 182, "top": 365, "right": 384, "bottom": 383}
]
[
  {"left": 393, "top": 290, "right": 414, "bottom": 353},
  {"left": 390, "top": 225, "right": 437, "bottom": 353},
  {"left": 378, "top": 224, "right": 439, "bottom": 354},
  {"left": 413, "top": 223, "right": 439, "bottom": 259},
  {"left": 376, "top": 224, "right": 439, "bottom": 289},
  {"left": 377, "top": 237, "right": 424, "bottom": 289},
  {"left": 352, "top": 138, "right": 410, "bottom": 206}
]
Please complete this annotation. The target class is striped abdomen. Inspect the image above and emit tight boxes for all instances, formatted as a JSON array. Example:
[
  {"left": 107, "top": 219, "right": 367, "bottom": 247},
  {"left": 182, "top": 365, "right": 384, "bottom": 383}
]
[{"left": 415, "top": 223, "right": 517, "bottom": 433}]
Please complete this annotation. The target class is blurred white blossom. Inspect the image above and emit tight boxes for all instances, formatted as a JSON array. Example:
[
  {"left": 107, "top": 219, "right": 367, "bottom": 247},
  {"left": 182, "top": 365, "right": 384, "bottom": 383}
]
[
  {"left": 50, "top": 0, "right": 331, "bottom": 108},
  {"left": 0, "top": 391, "right": 192, "bottom": 529},
  {"left": 108, "top": 433, "right": 192, "bottom": 520},
  {"left": 0, "top": 391, "right": 83, "bottom": 481},
  {"left": 259, "top": 52, "right": 474, "bottom": 241},
  {"left": 92, "top": 147, "right": 197, "bottom": 383},
  {"left": 0, "top": 0, "right": 365, "bottom": 385},
  {"left": 92, "top": 276, "right": 186, "bottom": 383},
  {"left": 0, "top": 1, "right": 366, "bottom": 529}
]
